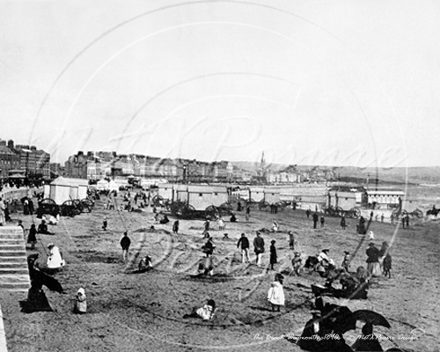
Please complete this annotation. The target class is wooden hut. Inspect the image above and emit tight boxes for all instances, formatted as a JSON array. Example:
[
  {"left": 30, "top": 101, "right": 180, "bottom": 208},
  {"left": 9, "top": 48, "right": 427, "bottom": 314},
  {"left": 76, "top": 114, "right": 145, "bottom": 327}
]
[
  {"left": 158, "top": 183, "right": 174, "bottom": 200},
  {"left": 249, "top": 187, "right": 264, "bottom": 202},
  {"left": 48, "top": 177, "right": 89, "bottom": 204},
  {"left": 185, "top": 185, "right": 228, "bottom": 210},
  {"left": 366, "top": 190, "right": 405, "bottom": 209},
  {"left": 263, "top": 187, "right": 281, "bottom": 204}
]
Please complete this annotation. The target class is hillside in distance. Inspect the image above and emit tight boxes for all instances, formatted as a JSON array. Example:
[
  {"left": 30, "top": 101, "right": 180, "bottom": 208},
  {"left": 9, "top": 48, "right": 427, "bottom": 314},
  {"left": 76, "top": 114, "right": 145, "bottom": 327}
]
[{"left": 231, "top": 162, "right": 440, "bottom": 185}]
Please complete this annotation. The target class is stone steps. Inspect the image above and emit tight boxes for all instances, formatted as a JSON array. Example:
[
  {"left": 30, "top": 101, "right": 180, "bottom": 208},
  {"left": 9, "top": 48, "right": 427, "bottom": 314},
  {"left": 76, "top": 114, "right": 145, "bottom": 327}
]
[{"left": 0, "top": 226, "right": 30, "bottom": 292}]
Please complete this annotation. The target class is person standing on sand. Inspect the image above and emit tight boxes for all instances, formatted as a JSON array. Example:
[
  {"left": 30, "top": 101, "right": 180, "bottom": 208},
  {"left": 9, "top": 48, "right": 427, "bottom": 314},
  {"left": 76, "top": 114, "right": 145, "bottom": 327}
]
[
  {"left": 269, "top": 240, "right": 277, "bottom": 270},
  {"left": 0, "top": 197, "right": 5, "bottom": 226},
  {"left": 253, "top": 232, "right": 265, "bottom": 267},
  {"left": 172, "top": 220, "right": 179, "bottom": 234},
  {"left": 102, "top": 217, "right": 108, "bottom": 231},
  {"left": 378, "top": 241, "right": 389, "bottom": 268},
  {"left": 342, "top": 251, "right": 350, "bottom": 272},
  {"left": 401, "top": 216, "right": 405, "bottom": 229},
  {"left": 381, "top": 213, "right": 384, "bottom": 223},
  {"left": 27, "top": 224, "right": 37, "bottom": 250},
  {"left": 291, "top": 252, "right": 302, "bottom": 275},
  {"left": 312, "top": 212, "right": 319, "bottom": 229},
  {"left": 320, "top": 215, "right": 325, "bottom": 227},
  {"left": 218, "top": 217, "right": 225, "bottom": 231},
  {"left": 267, "top": 273, "right": 285, "bottom": 312},
  {"left": 405, "top": 215, "right": 410, "bottom": 228},
  {"left": 204, "top": 219, "right": 210, "bottom": 232},
  {"left": 383, "top": 253, "right": 392, "bottom": 278},
  {"left": 340, "top": 215, "right": 346, "bottom": 230},
  {"left": 245, "top": 206, "right": 250, "bottom": 221},
  {"left": 306, "top": 208, "right": 311, "bottom": 219},
  {"left": 366, "top": 242, "right": 380, "bottom": 277},
  {"left": 288, "top": 231, "right": 295, "bottom": 250},
  {"left": 237, "top": 233, "right": 250, "bottom": 263},
  {"left": 202, "top": 237, "right": 215, "bottom": 257},
  {"left": 120, "top": 232, "right": 131, "bottom": 262}
]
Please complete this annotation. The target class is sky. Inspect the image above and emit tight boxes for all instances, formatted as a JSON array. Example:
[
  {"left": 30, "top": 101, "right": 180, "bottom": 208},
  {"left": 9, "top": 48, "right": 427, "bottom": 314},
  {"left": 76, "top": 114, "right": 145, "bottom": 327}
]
[{"left": 0, "top": 0, "right": 438, "bottom": 167}]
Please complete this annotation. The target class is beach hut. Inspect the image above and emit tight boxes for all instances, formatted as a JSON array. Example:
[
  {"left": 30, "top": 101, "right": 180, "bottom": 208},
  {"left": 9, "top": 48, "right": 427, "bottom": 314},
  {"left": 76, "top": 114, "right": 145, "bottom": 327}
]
[
  {"left": 49, "top": 177, "right": 89, "bottom": 204},
  {"left": 366, "top": 190, "right": 405, "bottom": 209},
  {"left": 185, "top": 185, "right": 228, "bottom": 210},
  {"left": 174, "top": 184, "right": 188, "bottom": 202},
  {"left": 249, "top": 187, "right": 264, "bottom": 202},
  {"left": 158, "top": 183, "right": 174, "bottom": 200},
  {"left": 108, "top": 180, "right": 119, "bottom": 193},
  {"left": 96, "top": 179, "right": 109, "bottom": 191},
  {"left": 263, "top": 187, "right": 281, "bottom": 204}
]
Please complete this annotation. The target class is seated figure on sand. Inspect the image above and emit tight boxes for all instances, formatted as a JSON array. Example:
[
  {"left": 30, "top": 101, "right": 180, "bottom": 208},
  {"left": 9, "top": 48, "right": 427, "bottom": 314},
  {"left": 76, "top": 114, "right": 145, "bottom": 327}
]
[
  {"left": 45, "top": 243, "right": 65, "bottom": 273},
  {"left": 183, "top": 299, "right": 217, "bottom": 321},
  {"left": 197, "top": 256, "right": 214, "bottom": 276},
  {"left": 138, "top": 255, "right": 152, "bottom": 272}
]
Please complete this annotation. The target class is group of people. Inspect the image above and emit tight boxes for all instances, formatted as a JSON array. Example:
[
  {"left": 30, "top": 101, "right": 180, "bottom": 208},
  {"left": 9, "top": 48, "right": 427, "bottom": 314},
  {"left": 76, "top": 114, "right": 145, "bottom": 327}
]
[{"left": 366, "top": 241, "right": 392, "bottom": 278}]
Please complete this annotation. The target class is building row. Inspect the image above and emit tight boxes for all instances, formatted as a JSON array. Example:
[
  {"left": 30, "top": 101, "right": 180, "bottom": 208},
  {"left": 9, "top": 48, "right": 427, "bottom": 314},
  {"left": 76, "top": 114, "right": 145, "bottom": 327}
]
[
  {"left": 63, "top": 151, "right": 239, "bottom": 182},
  {"left": 0, "top": 139, "right": 50, "bottom": 180}
]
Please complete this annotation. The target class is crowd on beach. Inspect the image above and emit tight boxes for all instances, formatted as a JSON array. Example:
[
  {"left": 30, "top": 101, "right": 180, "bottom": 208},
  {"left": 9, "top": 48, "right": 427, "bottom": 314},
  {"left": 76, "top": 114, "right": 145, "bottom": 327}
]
[{"left": 2, "top": 188, "right": 410, "bottom": 352}]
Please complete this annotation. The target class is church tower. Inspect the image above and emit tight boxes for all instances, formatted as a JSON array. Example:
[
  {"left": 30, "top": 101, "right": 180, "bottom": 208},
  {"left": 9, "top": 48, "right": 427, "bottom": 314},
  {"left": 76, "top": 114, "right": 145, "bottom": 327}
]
[{"left": 259, "top": 151, "right": 267, "bottom": 181}]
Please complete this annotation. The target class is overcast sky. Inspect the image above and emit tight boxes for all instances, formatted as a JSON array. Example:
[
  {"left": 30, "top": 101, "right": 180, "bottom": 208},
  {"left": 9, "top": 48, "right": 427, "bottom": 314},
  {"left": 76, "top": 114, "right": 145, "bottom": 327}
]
[{"left": 0, "top": 0, "right": 438, "bottom": 167}]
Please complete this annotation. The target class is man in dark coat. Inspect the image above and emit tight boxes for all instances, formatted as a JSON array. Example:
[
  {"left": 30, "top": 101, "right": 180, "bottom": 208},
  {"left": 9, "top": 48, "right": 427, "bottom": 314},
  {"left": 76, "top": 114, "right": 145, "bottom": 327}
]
[
  {"left": 237, "top": 233, "right": 250, "bottom": 263},
  {"left": 312, "top": 212, "right": 319, "bottom": 229},
  {"left": 120, "top": 232, "right": 131, "bottom": 262},
  {"left": 366, "top": 242, "right": 380, "bottom": 277},
  {"left": 253, "top": 232, "right": 265, "bottom": 267}
]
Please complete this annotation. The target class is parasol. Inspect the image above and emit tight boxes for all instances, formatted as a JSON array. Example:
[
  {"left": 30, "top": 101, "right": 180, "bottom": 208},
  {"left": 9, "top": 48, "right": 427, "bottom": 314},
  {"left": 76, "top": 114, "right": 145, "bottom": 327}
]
[{"left": 352, "top": 310, "right": 391, "bottom": 328}]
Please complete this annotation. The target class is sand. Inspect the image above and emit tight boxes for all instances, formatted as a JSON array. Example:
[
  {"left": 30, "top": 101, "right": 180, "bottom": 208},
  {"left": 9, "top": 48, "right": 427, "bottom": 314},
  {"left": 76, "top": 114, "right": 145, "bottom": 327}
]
[{"left": 1, "top": 195, "right": 438, "bottom": 352}]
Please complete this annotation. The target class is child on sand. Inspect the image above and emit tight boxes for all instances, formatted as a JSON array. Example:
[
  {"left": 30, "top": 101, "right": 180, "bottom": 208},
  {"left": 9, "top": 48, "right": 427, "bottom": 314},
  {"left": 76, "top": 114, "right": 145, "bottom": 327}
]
[
  {"left": 268, "top": 273, "right": 285, "bottom": 312},
  {"left": 342, "top": 251, "right": 350, "bottom": 272},
  {"left": 292, "top": 252, "right": 302, "bottom": 276},
  {"left": 73, "top": 287, "right": 87, "bottom": 314},
  {"left": 383, "top": 253, "right": 392, "bottom": 278},
  {"left": 183, "top": 299, "right": 216, "bottom": 320},
  {"left": 139, "top": 255, "right": 152, "bottom": 272}
]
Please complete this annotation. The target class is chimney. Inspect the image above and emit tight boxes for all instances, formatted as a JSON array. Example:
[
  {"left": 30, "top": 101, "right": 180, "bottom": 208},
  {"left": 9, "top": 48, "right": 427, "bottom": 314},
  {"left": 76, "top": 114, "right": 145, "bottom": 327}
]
[
  {"left": 7, "top": 140, "right": 14, "bottom": 150},
  {"left": 78, "top": 151, "right": 84, "bottom": 156},
  {"left": 30, "top": 146, "right": 37, "bottom": 151},
  {"left": 0, "top": 140, "right": 6, "bottom": 146}
]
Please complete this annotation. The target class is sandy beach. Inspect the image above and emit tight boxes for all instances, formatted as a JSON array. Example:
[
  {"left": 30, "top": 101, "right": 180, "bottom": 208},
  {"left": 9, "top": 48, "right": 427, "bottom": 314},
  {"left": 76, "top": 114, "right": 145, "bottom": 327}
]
[{"left": 1, "top": 195, "right": 438, "bottom": 352}]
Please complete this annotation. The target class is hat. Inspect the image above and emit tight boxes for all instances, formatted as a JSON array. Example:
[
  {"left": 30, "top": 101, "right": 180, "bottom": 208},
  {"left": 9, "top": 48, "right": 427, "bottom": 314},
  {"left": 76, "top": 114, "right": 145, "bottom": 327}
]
[
  {"left": 322, "top": 249, "right": 330, "bottom": 253},
  {"left": 294, "top": 251, "right": 301, "bottom": 256},
  {"left": 369, "top": 242, "right": 375, "bottom": 246},
  {"left": 47, "top": 243, "right": 54, "bottom": 248},
  {"left": 344, "top": 251, "right": 350, "bottom": 254},
  {"left": 271, "top": 240, "right": 276, "bottom": 244},
  {"left": 77, "top": 287, "right": 85, "bottom": 296},
  {"left": 275, "top": 273, "right": 284, "bottom": 281}
]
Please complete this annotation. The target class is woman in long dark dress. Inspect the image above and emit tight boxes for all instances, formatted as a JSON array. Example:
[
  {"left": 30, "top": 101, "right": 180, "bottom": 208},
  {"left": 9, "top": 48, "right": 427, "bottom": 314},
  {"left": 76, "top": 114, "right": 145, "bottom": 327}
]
[
  {"left": 27, "top": 224, "right": 37, "bottom": 250},
  {"left": 269, "top": 240, "right": 277, "bottom": 270}
]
